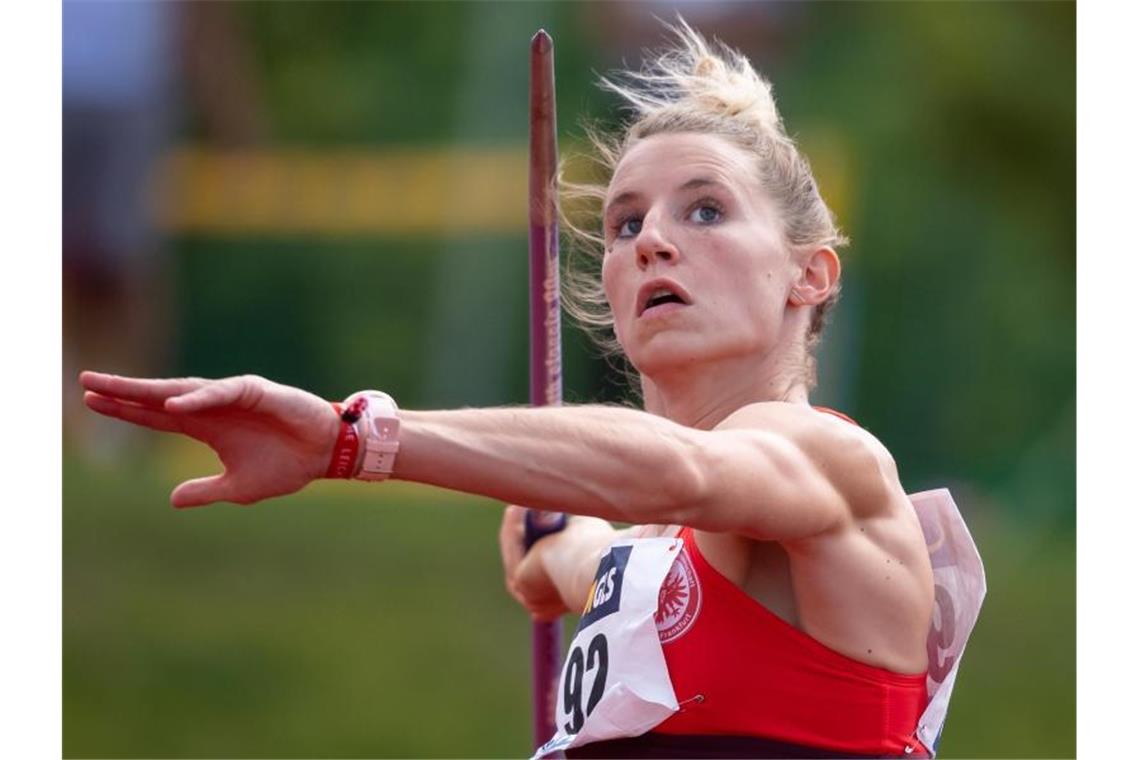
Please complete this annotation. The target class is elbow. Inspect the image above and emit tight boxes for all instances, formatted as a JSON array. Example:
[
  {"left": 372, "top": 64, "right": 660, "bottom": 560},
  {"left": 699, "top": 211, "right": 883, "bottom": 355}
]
[
  {"left": 652, "top": 431, "right": 713, "bottom": 525},
  {"left": 593, "top": 424, "right": 710, "bottom": 526}
]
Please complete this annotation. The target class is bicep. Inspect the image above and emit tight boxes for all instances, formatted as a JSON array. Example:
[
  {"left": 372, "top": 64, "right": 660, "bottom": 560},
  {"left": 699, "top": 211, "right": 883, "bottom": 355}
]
[{"left": 677, "top": 415, "right": 892, "bottom": 542}]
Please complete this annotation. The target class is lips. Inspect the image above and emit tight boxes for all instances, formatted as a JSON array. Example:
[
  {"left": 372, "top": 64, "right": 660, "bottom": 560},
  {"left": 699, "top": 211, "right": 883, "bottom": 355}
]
[{"left": 636, "top": 278, "right": 692, "bottom": 317}]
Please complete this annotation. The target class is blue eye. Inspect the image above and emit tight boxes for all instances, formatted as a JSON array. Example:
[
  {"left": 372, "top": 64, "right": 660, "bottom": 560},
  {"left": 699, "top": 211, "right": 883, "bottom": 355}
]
[
  {"left": 689, "top": 205, "right": 722, "bottom": 224},
  {"left": 618, "top": 218, "right": 643, "bottom": 238}
]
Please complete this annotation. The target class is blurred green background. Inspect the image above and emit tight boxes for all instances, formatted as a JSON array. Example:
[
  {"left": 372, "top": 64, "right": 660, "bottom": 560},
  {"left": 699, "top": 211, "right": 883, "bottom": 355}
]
[{"left": 63, "top": 1, "right": 1074, "bottom": 758}]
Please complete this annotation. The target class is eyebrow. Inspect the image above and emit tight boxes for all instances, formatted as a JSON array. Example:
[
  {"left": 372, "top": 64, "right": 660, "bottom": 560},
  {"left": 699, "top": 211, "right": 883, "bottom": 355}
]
[
  {"left": 605, "top": 190, "right": 642, "bottom": 214},
  {"left": 605, "top": 177, "right": 730, "bottom": 215},
  {"left": 678, "top": 177, "right": 726, "bottom": 193}
]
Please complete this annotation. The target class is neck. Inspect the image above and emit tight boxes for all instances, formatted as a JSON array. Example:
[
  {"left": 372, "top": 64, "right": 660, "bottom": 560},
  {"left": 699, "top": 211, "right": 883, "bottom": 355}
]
[{"left": 642, "top": 346, "right": 810, "bottom": 429}]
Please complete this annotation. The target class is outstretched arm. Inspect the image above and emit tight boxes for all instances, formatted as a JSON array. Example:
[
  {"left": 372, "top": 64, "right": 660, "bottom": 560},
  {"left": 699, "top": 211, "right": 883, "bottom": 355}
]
[
  {"left": 396, "top": 402, "right": 885, "bottom": 539},
  {"left": 80, "top": 371, "right": 705, "bottom": 519},
  {"left": 81, "top": 372, "right": 886, "bottom": 540},
  {"left": 396, "top": 405, "right": 705, "bottom": 525}
]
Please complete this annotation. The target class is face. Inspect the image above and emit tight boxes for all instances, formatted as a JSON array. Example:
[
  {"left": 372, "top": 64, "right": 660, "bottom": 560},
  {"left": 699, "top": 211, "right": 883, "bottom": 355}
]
[{"left": 601, "top": 132, "right": 799, "bottom": 377}]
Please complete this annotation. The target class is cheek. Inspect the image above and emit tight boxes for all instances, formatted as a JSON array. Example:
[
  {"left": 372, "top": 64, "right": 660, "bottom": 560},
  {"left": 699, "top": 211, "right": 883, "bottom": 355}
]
[
  {"left": 600, "top": 254, "right": 626, "bottom": 312},
  {"left": 709, "top": 254, "right": 788, "bottom": 335},
  {"left": 749, "top": 269, "right": 791, "bottom": 320},
  {"left": 600, "top": 255, "right": 626, "bottom": 339}
]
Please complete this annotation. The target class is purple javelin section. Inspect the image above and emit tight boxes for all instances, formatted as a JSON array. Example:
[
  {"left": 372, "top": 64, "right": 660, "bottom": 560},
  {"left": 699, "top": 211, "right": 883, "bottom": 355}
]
[
  {"left": 527, "top": 28, "right": 566, "bottom": 751},
  {"left": 532, "top": 612, "right": 564, "bottom": 752},
  {"left": 529, "top": 222, "right": 562, "bottom": 408}
]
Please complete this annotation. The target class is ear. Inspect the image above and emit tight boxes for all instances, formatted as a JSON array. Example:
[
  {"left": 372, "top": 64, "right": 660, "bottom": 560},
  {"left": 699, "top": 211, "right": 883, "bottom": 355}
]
[{"left": 789, "top": 247, "right": 841, "bottom": 307}]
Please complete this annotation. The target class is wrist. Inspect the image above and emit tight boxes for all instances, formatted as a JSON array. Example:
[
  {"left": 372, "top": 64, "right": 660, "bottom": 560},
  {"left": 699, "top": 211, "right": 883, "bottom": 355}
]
[{"left": 323, "top": 402, "right": 361, "bottom": 479}]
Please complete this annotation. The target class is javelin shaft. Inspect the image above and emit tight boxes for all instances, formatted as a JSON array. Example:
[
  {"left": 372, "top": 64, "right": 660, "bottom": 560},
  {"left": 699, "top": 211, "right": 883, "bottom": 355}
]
[
  {"left": 529, "top": 30, "right": 561, "bottom": 410},
  {"left": 526, "top": 28, "right": 567, "bottom": 751}
]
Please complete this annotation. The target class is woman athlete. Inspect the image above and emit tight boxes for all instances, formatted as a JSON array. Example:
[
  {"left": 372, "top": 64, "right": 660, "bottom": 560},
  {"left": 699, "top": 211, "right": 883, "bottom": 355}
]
[{"left": 81, "top": 22, "right": 968, "bottom": 759}]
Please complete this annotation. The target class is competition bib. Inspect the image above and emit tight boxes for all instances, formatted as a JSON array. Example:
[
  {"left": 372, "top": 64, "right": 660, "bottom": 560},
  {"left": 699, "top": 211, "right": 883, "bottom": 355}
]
[
  {"left": 910, "top": 489, "right": 986, "bottom": 756},
  {"left": 534, "top": 537, "right": 682, "bottom": 758}
]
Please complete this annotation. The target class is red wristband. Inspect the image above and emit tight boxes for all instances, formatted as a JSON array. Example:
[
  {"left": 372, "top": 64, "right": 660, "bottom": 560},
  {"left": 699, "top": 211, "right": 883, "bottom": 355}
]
[{"left": 324, "top": 402, "right": 361, "bottom": 479}]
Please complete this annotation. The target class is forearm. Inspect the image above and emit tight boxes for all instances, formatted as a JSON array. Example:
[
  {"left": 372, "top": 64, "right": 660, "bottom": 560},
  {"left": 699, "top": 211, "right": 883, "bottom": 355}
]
[
  {"left": 393, "top": 405, "right": 703, "bottom": 524},
  {"left": 538, "top": 517, "right": 626, "bottom": 613}
]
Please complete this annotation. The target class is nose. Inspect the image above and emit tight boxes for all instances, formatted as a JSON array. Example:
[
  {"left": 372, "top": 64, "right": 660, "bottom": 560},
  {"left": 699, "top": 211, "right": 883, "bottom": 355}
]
[{"left": 634, "top": 214, "right": 680, "bottom": 270}]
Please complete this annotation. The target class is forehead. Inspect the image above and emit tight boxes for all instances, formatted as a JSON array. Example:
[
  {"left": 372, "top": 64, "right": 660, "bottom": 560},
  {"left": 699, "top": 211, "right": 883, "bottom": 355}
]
[{"left": 606, "top": 132, "right": 762, "bottom": 205}]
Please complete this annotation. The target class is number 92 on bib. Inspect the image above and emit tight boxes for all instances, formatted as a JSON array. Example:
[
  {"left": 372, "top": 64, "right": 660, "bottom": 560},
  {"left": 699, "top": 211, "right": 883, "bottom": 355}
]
[{"left": 535, "top": 537, "right": 683, "bottom": 757}]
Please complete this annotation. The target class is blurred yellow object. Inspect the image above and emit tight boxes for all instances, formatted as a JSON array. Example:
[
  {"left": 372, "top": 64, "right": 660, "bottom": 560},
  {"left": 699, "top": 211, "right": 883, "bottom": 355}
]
[{"left": 160, "top": 145, "right": 533, "bottom": 237}]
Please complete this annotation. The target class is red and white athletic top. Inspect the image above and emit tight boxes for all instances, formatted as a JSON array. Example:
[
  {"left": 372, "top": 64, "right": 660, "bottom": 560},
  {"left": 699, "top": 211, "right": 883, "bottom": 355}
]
[
  {"left": 665, "top": 526, "right": 926, "bottom": 751},
  {"left": 571, "top": 525, "right": 929, "bottom": 758},
  {"left": 569, "top": 408, "right": 931, "bottom": 759}
]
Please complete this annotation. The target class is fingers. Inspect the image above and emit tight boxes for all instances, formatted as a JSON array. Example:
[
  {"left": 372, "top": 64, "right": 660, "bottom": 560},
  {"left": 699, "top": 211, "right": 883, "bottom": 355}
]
[
  {"left": 165, "top": 375, "right": 264, "bottom": 414},
  {"left": 499, "top": 505, "right": 526, "bottom": 580},
  {"left": 81, "top": 372, "right": 270, "bottom": 416},
  {"left": 84, "top": 392, "right": 182, "bottom": 434},
  {"left": 501, "top": 506, "right": 546, "bottom": 613},
  {"left": 170, "top": 473, "right": 245, "bottom": 509},
  {"left": 500, "top": 504, "right": 525, "bottom": 538},
  {"left": 79, "top": 371, "right": 205, "bottom": 407},
  {"left": 506, "top": 576, "right": 564, "bottom": 622}
]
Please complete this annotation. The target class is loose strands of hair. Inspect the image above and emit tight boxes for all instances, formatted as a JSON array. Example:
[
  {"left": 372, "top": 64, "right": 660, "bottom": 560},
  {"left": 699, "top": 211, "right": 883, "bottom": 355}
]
[{"left": 559, "top": 17, "right": 847, "bottom": 395}]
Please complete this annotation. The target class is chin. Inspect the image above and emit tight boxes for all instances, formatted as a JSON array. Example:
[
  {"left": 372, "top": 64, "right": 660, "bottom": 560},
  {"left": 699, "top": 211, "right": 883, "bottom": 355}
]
[
  {"left": 629, "top": 334, "right": 725, "bottom": 376},
  {"left": 628, "top": 330, "right": 754, "bottom": 377}
]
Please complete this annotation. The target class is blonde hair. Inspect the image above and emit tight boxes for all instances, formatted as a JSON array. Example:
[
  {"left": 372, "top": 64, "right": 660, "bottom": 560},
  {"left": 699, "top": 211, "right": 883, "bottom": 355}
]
[{"left": 561, "top": 18, "right": 848, "bottom": 393}]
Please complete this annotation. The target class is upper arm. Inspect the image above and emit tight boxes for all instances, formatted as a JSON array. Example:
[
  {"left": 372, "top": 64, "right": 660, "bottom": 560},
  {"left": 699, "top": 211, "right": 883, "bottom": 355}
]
[{"left": 672, "top": 404, "right": 900, "bottom": 542}]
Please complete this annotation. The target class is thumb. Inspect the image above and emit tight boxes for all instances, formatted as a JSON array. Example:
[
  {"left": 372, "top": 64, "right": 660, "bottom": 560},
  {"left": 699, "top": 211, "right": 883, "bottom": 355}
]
[
  {"left": 171, "top": 473, "right": 247, "bottom": 509},
  {"left": 502, "top": 504, "right": 526, "bottom": 531}
]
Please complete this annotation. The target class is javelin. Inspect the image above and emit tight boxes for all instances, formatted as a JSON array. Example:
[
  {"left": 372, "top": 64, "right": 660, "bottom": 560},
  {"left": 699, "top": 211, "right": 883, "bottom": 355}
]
[{"left": 524, "top": 28, "right": 568, "bottom": 751}]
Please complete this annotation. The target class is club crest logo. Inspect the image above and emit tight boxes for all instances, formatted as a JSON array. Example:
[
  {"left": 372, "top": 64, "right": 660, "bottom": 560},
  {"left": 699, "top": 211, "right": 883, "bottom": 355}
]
[{"left": 656, "top": 547, "right": 702, "bottom": 643}]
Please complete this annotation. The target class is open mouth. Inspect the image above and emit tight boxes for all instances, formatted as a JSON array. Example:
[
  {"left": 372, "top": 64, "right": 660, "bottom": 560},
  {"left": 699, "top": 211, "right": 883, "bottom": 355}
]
[
  {"left": 645, "top": 291, "right": 685, "bottom": 310},
  {"left": 637, "top": 280, "right": 692, "bottom": 317}
]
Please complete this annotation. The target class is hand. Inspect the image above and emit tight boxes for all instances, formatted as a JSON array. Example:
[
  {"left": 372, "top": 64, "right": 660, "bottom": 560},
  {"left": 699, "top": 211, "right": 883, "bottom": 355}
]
[
  {"left": 498, "top": 505, "right": 570, "bottom": 622},
  {"left": 80, "top": 371, "right": 341, "bottom": 508}
]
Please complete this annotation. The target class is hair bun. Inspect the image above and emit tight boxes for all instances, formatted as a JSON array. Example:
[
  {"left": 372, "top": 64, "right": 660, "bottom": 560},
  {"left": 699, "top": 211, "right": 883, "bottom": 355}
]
[
  {"left": 600, "top": 17, "right": 785, "bottom": 137},
  {"left": 693, "top": 55, "right": 718, "bottom": 78}
]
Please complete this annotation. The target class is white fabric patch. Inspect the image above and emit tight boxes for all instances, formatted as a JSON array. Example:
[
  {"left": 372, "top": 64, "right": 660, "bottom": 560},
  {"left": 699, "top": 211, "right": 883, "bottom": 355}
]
[{"left": 910, "top": 489, "right": 987, "bottom": 755}]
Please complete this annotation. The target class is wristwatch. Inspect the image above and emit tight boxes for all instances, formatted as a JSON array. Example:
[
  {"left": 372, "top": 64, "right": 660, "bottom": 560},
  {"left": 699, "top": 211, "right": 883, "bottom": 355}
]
[{"left": 343, "top": 390, "right": 400, "bottom": 481}]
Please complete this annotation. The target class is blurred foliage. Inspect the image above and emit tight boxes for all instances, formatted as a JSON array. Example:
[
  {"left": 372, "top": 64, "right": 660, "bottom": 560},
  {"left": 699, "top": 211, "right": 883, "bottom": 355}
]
[
  {"left": 778, "top": 3, "right": 1076, "bottom": 521},
  {"left": 227, "top": 0, "right": 601, "bottom": 146},
  {"left": 65, "top": 1, "right": 1075, "bottom": 758}
]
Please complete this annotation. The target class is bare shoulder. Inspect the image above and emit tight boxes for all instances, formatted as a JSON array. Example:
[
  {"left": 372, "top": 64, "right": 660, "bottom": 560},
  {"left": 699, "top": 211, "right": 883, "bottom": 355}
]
[
  {"left": 712, "top": 404, "right": 932, "bottom": 670},
  {"left": 715, "top": 402, "right": 904, "bottom": 521}
]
